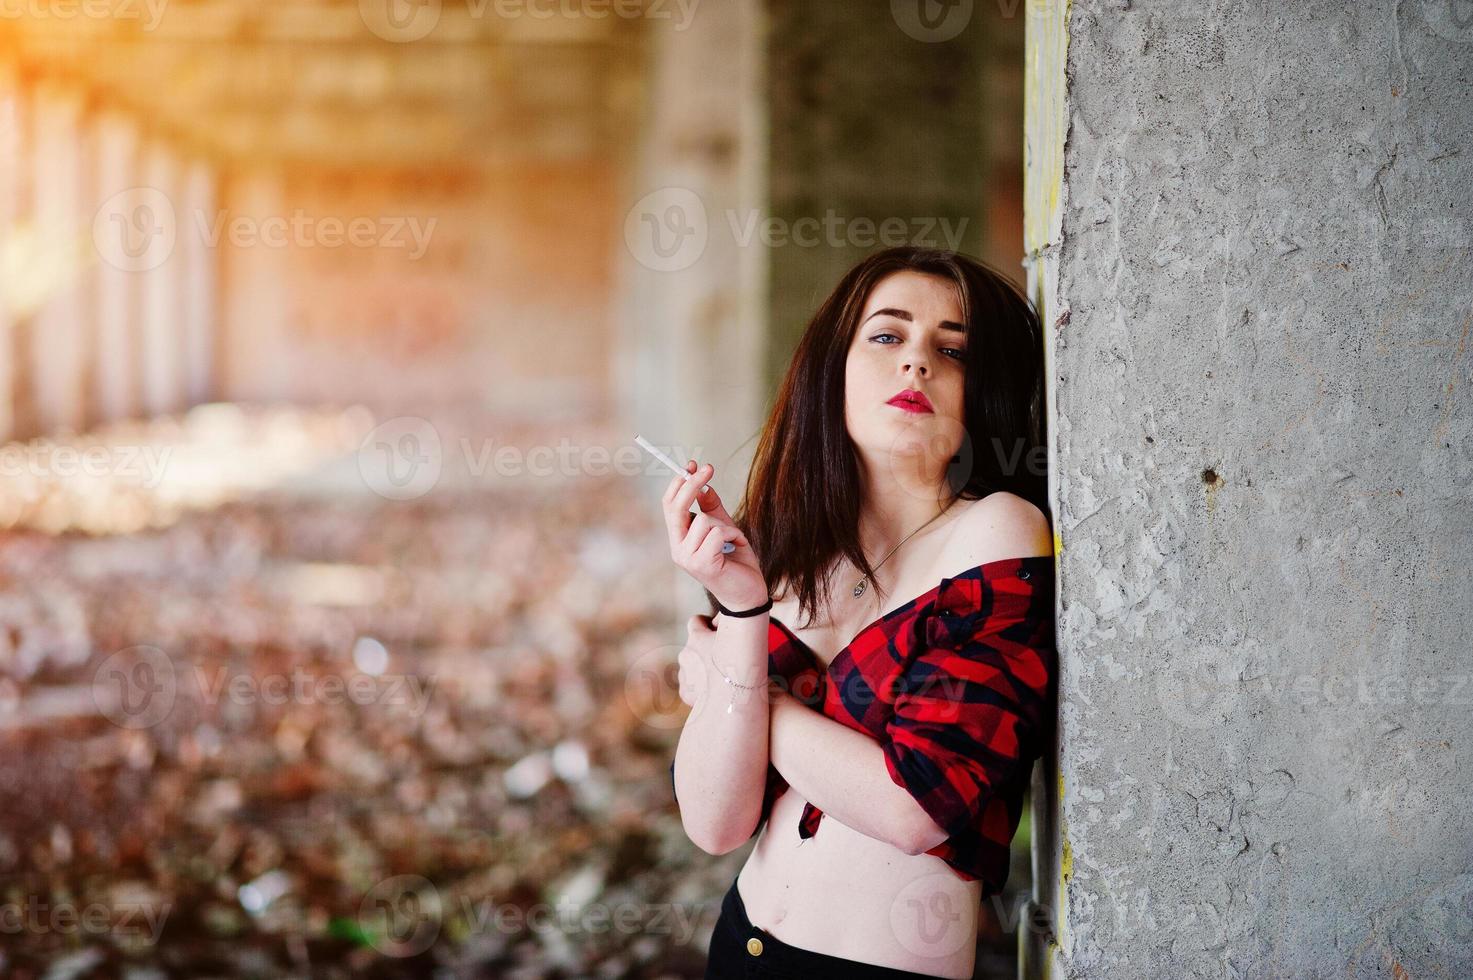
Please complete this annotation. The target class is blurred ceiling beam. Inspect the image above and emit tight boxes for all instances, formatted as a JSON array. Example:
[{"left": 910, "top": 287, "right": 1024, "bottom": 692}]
[
  {"left": 203, "top": 107, "right": 608, "bottom": 166},
  {"left": 0, "top": 0, "right": 645, "bottom": 166},
  {"left": 71, "top": 47, "right": 609, "bottom": 111},
  {"left": 4, "top": 0, "right": 637, "bottom": 44}
]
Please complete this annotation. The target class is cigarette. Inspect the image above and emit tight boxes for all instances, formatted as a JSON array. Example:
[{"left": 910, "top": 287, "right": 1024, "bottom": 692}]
[
  {"left": 634, "top": 435, "right": 736, "bottom": 554},
  {"left": 635, "top": 435, "right": 712, "bottom": 493}
]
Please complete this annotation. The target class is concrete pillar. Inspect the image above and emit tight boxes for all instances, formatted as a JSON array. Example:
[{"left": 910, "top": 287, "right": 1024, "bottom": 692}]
[
  {"left": 220, "top": 168, "right": 291, "bottom": 404},
  {"left": 139, "top": 141, "right": 183, "bottom": 416},
  {"left": 90, "top": 111, "right": 142, "bottom": 424},
  {"left": 1024, "top": 3, "right": 1473, "bottom": 977},
  {"left": 180, "top": 160, "right": 216, "bottom": 405},
  {"left": 614, "top": 0, "right": 767, "bottom": 538},
  {"left": 29, "top": 84, "right": 87, "bottom": 434},
  {"left": 762, "top": 0, "right": 998, "bottom": 385}
]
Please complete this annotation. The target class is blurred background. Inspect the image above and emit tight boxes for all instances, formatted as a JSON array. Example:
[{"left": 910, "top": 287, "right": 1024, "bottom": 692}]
[{"left": 0, "top": 1, "right": 1032, "bottom": 976}]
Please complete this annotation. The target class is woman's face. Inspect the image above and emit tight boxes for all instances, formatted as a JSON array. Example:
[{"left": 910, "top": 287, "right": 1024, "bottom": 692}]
[{"left": 843, "top": 269, "right": 969, "bottom": 478}]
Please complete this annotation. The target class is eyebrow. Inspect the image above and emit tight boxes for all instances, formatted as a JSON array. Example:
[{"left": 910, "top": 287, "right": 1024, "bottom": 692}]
[{"left": 863, "top": 307, "right": 967, "bottom": 335}]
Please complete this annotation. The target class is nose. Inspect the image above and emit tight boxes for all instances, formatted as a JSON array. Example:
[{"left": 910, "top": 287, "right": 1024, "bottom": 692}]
[{"left": 902, "top": 348, "right": 931, "bottom": 377}]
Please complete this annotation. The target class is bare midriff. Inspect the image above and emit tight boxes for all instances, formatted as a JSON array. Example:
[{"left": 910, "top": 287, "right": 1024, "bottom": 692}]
[{"left": 736, "top": 787, "right": 982, "bottom": 978}]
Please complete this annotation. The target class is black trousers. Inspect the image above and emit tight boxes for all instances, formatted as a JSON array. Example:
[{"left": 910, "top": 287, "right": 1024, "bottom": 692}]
[{"left": 704, "top": 873, "right": 951, "bottom": 979}]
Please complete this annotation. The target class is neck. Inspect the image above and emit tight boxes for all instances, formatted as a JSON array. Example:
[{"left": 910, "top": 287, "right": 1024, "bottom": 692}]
[{"left": 854, "top": 452, "right": 954, "bottom": 563}]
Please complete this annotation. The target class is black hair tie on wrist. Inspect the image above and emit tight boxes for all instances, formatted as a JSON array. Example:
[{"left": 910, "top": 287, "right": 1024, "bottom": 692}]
[{"left": 714, "top": 595, "right": 773, "bottom": 618}]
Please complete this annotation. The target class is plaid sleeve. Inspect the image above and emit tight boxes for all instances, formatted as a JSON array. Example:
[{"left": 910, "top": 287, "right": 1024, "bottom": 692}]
[{"left": 881, "top": 569, "right": 1055, "bottom": 842}]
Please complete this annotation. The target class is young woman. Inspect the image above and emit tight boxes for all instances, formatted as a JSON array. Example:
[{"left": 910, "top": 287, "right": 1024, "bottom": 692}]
[{"left": 664, "top": 246, "right": 1057, "bottom": 979}]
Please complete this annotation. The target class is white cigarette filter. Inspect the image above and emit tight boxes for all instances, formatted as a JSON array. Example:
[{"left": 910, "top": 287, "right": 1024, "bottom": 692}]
[{"left": 634, "top": 435, "right": 735, "bottom": 554}]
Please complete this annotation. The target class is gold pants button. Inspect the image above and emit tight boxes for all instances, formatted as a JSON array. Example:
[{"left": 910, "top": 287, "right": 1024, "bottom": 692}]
[{"left": 745, "top": 936, "right": 764, "bottom": 956}]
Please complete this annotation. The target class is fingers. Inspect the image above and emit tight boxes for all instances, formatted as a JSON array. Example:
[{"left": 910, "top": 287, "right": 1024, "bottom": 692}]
[
  {"left": 695, "top": 483, "right": 735, "bottom": 523},
  {"left": 684, "top": 514, "right": 748, "bottom": 569},
  {"left": 677, "top": 646, "right": 693, "bottom": 705},
  {"left": 662, "top": 463, "right": 698, "bottom": 551},
  {"left": 662, "top": 459, "right": 750, "bottom": 575},
  {"left": 663, "top": 461, "right": 708, "bottom": 552},
  {"left": 668, "top": 513, "right": 707, "bottom": 571},
  {"left": 674, "top": 460, "right": 734, "bottom": 521},
  {"left": 683, "top": 618, "right": 714, "bottom": 703},
  {"left": 671, "top": 460, "right": 712, "bottom": 515},
  {"left": 662, "top": 460, "right": 695, "bottom": 505},
  {"left": 677, "top": 645, "right": 703, "bottom": 707},
  {"left": 663, "top": 497, "right": 692, "bottom": 552},
  {"left": 679, "top": 460, "right": 736, "bottom": 526},
  {"left": 694, "top": 522, "right": 740, "bottom": 567}
]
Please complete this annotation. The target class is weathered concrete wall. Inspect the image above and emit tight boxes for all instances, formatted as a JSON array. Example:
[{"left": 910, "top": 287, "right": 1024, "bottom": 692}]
[{"left": 1028, "top": 2, "right": 1473, "bottom": 977}]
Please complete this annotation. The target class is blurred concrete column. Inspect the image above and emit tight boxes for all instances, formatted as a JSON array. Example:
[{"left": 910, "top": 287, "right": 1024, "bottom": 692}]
[
  {"left": 90, "top": 111, "right": 142, "bottom": 425},
  {"left": 614, "top": 0, "right": 768, "bottom": 610},
  {"left": 180, "top": 160, "right": 216, "bottom": 405},
  {"left": 0, "top": 67, "right": 17, "bottom": 441},
  {"left": 29, "top": 84, "right": 87, "bottom": 434},
  {"left": 763, "top": 0, "right": 996, "bottom": 382},
  {"left": 220, "top": 168, "right": 291, "bottom": 404},
  {"left": 139, "top": 141, "right": 183, "bottom": 416}
]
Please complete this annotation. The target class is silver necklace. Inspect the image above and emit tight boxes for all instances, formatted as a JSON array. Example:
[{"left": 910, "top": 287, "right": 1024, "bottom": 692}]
[{"left": 852, "top": 501, "right": 953, "bottom": 599}]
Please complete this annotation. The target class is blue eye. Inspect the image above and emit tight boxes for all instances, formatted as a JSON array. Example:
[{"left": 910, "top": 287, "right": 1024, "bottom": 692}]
[{"left": 871, "top": 333, "right": 966, "bottom": 361}]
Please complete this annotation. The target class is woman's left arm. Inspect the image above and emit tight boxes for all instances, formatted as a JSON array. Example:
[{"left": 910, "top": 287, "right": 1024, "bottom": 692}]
[{"left": 767, "top": 691, "right": 945, "bottom": 855}]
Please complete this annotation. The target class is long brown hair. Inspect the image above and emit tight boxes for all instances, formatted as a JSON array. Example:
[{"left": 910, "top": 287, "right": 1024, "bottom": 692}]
[{"left": 731, "top": 246, "right": 1048, "bottom": 629}]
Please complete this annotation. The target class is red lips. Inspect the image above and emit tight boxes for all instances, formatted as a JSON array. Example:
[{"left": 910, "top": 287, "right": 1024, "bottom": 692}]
[{"left": 886, "top": 388, "right": 934, "bottom": 414}]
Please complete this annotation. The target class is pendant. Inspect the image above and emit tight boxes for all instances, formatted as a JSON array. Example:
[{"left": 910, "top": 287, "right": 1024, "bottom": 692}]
[{"left": 852, "top": 579, "right": 867, "bottom": 598}]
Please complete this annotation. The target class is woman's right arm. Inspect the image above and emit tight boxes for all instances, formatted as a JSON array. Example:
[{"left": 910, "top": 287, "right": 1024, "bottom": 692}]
[
  {"left": 671, "top": 610, "right": 771, "bottom": 853},
  {"left": 659, "top": 459, "right": 774, "bottom": 854}
]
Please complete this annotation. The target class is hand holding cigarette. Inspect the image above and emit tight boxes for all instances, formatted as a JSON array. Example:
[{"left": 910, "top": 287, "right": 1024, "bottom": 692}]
[
  {"left": 640, "top": 436, "right": 770, "bottom": 613},
  {"left": 635, "top": 435, "right": 728, "bottom": 549}
]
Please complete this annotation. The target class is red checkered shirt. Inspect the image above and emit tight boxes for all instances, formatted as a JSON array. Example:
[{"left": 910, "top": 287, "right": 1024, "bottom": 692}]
[{"left": 671, "top": 554, "right": 1056, "bottom": 894}]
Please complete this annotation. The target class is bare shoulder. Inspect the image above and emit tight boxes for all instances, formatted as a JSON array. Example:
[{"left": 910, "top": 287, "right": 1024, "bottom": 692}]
[{"left": 938, "top": 491, "right": 1052, "bottom": 572}]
